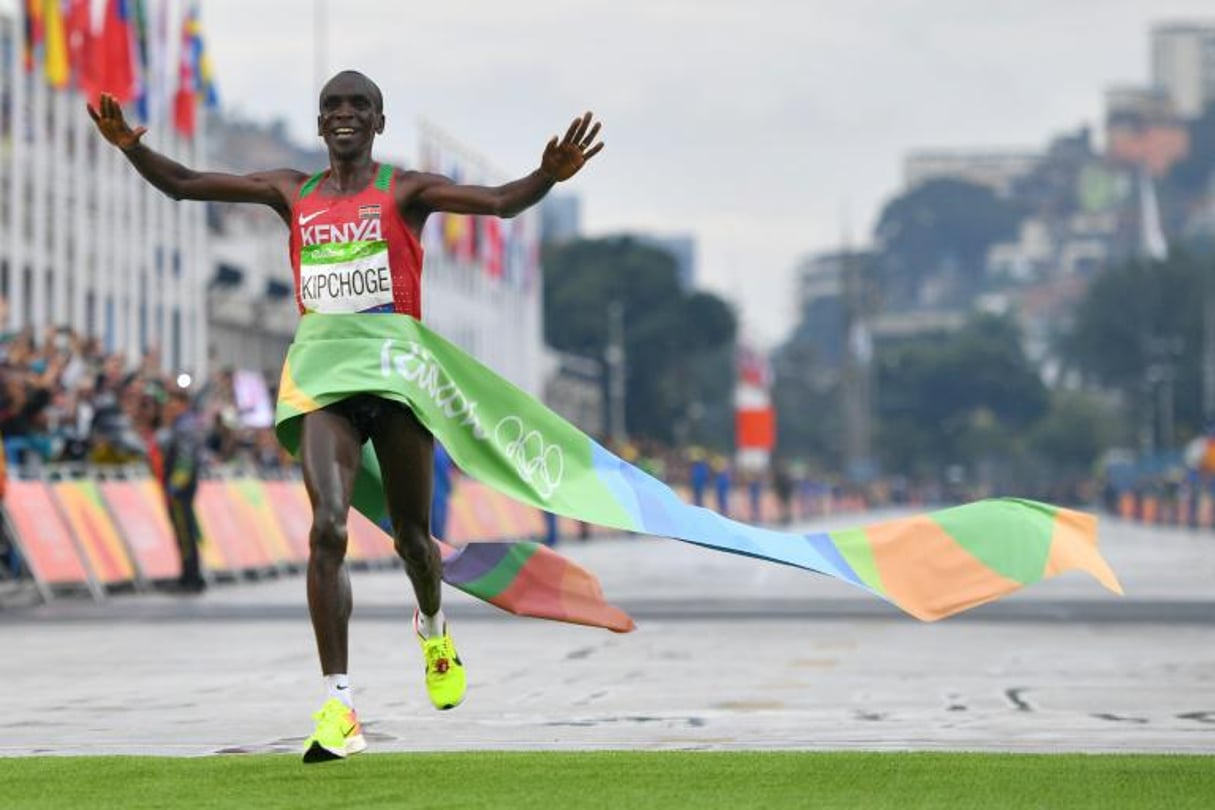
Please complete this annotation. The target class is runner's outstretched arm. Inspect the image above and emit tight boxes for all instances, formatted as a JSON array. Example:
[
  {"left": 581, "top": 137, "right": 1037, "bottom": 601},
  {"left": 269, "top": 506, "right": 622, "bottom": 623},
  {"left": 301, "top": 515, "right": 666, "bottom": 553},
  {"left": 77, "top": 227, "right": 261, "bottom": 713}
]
[
  {"left": 413, "top": 111, "right": 604, "bottom": 218},
  {"left": 87, "top": 92, "right": 303, "bottom": 221}
]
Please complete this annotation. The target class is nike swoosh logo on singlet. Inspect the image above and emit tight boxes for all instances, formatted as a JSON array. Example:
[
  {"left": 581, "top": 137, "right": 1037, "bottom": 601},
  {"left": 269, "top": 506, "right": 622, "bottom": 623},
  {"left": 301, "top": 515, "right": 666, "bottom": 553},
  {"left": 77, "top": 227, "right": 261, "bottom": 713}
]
[{"left": 299, "top": 209, "right": 330, "bottom": 225}]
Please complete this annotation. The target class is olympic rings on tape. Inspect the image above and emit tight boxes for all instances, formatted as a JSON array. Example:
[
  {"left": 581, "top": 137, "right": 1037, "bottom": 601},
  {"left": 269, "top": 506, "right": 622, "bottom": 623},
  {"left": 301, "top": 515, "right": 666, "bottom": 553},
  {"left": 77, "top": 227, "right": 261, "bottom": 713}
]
[{"left": 494, "top": 416, "right": 565, "bottom": 499}]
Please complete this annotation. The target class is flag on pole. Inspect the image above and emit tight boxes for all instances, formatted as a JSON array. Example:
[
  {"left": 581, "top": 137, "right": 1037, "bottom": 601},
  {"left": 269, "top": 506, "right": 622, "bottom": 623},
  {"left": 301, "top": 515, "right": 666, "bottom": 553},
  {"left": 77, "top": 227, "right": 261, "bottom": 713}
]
[
  {"left": 22, "top": 0, "right": 45, "bottom": 74},
  {"left": 131, "top": 0, "right": 150, "bottom": 119},
  {"left": 483, "top": 216, "right": 504, "bottom": 280},
  {"left": 43, "top": 0, "right": 71, "bottom": 88},
  {"left": 172, "top": 2, "right": 198, "bottom": 136},
  {"left": 66, "top": 0, "right": 97, "bottom": 98},
  {"left": 98, "top": 0, "right": 137, "bottom": 104},
  {"left": 196, "top": 14, "right": 218, "bottom": 110},
  {"left": 173, "top": 2, "right": 219, "bottom": 137}
]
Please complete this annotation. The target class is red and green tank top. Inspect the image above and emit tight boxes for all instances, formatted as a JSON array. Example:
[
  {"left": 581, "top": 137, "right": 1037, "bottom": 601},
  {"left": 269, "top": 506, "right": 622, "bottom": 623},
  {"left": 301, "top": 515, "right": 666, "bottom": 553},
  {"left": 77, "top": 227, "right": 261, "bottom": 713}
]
[{"left": 289, "top": 163, "right": 424, "bottom": 317}]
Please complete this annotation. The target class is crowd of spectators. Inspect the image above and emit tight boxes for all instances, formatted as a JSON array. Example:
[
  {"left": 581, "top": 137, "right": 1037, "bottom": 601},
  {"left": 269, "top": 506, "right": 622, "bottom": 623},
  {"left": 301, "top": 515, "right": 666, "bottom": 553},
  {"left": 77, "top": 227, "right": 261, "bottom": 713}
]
[{"left": 0, "top": 322, "right": 288, "bottom": 480}]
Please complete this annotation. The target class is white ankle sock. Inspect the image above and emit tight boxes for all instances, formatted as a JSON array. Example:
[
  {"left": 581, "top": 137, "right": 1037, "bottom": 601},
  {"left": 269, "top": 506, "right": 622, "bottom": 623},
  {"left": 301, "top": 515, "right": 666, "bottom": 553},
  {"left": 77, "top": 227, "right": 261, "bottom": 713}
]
[
  {"left": 417, "top": 609, "right": 445, "bottom": 639},
  {"left": 325, "top": 673, "right": 353, "bottom": 708}
]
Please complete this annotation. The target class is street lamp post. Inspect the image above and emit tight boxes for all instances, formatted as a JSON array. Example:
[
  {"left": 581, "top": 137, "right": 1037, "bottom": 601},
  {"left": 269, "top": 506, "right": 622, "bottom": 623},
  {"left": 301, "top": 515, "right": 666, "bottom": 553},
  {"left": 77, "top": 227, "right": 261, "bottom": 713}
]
[{"left": 606, "top": 300, "right": 626, "bottom": 443}]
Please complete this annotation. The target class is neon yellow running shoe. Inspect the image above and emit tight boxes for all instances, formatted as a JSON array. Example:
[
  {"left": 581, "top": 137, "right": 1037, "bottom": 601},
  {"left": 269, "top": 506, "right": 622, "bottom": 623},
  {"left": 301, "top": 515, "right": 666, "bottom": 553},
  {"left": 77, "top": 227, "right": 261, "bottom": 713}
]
[
  {"left": 302, "top": 698, "right": 367, "bottom": 764},
  {"left": 415, "top": 612, "right": 466, "bottom": 710}
]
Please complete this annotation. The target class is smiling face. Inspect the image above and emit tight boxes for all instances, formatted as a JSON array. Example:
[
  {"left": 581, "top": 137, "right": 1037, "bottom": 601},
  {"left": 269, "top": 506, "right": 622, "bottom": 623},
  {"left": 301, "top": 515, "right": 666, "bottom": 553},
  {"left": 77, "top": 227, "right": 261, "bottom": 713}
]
[{"left": 317, "top": 71, "right": 385, "bottom": 161}]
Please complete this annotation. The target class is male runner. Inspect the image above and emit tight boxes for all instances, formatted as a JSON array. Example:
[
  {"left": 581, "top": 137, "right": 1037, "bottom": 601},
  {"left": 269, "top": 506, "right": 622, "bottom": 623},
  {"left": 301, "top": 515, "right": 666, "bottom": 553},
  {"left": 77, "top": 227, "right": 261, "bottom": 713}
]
[{"left": 89, "top": 70, "right": 603, "bottom": 762}]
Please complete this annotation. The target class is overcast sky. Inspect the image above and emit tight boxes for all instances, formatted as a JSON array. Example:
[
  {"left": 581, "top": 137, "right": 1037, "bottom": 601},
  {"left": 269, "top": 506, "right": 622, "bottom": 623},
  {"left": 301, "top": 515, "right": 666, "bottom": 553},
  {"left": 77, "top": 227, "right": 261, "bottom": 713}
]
[{"left": 198, "top": 1, "right": 1213, "bottom": 347}]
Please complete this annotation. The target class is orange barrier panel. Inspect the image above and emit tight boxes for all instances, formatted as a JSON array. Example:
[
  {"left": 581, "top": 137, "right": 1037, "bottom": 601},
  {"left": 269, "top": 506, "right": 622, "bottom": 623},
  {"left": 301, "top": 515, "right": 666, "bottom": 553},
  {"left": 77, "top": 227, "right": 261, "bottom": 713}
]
[
  {"left": 1119, "top": 493, "right": 1135, "bottom": 519},
  {"left": 195, "top": 480, "right": 274, "bottom": 572},
  {"left": 443, "top": 489, "right": 478, "bottom": 544},
  {"left": 501, "top": 495, "right": 545, "bottom": 539},
  {"left": 1200, "top": 493, "right": 1214, "bottom": 529},
  {"left": 481, "top": 486, "right": 531, "bottom": 539},
  {"left": 259, "top": 479, "right": 396, "bottom": 564},
  {"left": 98, "top": 480, "right": 181, "bottom": 581},
  {"left": 197, "top": 511, "right": 228, "bottom": 574},
  {"left": 228, "top": 479, "right": 295, "bottom": 566},
  {"left": 51, "top": 480, "right": 135, "bottom": 585},
  {"left": 263, "top": 480, "right": 312, "bottom": 563},
  {"left": 4, "top": 480, "right": 91, "bottom": 590},
  {"left": 1141, "top": 496, "right": 1159, "bottom": 524},
  {"left": 347, "top": 507, "right": 393, "bottom": 561},
  {"left": 450, "top": 481, "right": 500, "bottom": 542}
]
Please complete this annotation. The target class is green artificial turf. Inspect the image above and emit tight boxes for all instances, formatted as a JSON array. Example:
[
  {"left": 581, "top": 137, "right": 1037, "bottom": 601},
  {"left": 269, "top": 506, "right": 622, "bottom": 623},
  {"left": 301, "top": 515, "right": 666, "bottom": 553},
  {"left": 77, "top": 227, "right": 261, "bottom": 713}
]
[{"left": 1, "top": 751, "right": 1212, "bottom": 809}]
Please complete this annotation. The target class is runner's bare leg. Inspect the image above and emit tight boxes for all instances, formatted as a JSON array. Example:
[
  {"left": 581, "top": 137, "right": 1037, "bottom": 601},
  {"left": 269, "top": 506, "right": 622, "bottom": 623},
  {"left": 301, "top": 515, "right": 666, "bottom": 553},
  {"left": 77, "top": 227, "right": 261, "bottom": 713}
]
[
  {"left": 300, "top": 409, "right": 363, "bottom": 674},
  {"left": 370, "top": 405, "right": 441, "bottom": 616}
]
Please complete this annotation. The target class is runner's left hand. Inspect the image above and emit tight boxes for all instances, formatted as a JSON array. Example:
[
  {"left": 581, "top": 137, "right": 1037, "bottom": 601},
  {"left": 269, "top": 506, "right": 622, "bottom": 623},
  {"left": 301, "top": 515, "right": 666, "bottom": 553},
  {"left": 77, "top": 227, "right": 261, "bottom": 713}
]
[{"left": 541, "top": 112, "right": 604, "bottom": 181}]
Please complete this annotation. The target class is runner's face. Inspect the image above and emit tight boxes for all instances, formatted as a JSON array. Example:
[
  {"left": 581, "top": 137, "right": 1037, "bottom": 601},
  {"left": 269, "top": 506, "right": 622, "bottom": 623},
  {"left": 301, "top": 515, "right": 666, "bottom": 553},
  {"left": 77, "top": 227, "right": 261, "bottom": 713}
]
[{"left": 317, "top": 77, "right": 384, "bottom": 159}]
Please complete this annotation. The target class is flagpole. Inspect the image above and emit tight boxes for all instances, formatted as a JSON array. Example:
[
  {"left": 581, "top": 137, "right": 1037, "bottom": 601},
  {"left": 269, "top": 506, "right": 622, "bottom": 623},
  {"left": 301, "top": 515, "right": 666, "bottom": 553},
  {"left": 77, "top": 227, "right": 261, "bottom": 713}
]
[
  {"left": 192, "top": 102, "right": 208, "bottom": 376},
  {"left": 4, "top": 7, "right": 23, "bottom": 332},
  {"left": 30, "top": 46, "right": 47, "bottom": 332},
  {"left": 140, "top": 0, "right": 154, "bottom": 362},
  {"left": 122, "top": 112, "right": 136, "bottom": 362},
  {"left": 52, "top": 86, "right": 70, "bottom": 325},
  {"left": 71, "top": 81, "right": 88, "bottom": 331},
  {"left": 102, "top": 114, "right": 116, "bottom": 351},
  {"left": 0, "top": 16, "right": 7, "bottom": 333}
]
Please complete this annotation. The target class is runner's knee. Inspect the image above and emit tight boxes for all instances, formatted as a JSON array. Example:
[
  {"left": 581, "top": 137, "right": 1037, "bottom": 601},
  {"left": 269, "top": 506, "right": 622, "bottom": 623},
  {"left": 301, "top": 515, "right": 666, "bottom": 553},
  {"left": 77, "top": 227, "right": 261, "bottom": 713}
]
[
  {"left": 310, "top": 506, "right": 349, "bottom": 558},
  {"left": 392, "top": 520, "right": 433, "bottom": 566}
]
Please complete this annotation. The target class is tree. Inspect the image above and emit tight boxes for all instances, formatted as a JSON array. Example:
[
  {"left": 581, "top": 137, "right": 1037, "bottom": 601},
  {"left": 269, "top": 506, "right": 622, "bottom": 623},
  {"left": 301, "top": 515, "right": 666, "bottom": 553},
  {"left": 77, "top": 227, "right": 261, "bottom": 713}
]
[
  {"left": 770, "top": 337, "right": 844, "bottom": 469},
  {"left": 875, "top": 313, "right": 1048, "bottom": 482},
  {"left": 542, "top": 237, "right": 737, "bottom": 443},
  {"left": 874, "top": 179, "right": 1024, "bottom": 308},
  {"left": 1061, "top": 252, "right": 1210, "bottom": 447},
  {"left": 1028, "top": 391, "right": 1125, "bottom": 479}
]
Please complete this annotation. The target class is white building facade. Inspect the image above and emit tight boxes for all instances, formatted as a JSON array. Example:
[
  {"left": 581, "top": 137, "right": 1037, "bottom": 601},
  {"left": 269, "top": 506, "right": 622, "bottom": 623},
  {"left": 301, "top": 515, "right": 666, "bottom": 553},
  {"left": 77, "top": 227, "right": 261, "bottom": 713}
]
[{"left": 1, "top": 5, "right": 208, "bottom": 373}]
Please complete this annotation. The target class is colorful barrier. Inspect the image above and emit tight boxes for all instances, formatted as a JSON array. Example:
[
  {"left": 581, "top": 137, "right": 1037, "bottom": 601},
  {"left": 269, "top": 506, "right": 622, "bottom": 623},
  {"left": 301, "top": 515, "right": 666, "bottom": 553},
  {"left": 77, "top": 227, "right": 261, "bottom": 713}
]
[
  {"left": 448, "top": 480, "right": 501, "bottom": 544},
  {"left": 6, "top": 473, "right": 845, "bottom": 602},
  {"left": 195, "top": 480, "right": 277, "bottom": 573},
  {"left": 2, "top": 480, "right": 93, "bottom": 597},
  {"left": 262, "top": 479, "right": 313, "bottom": 561},
  {"left": 227, "top": 479, "right": 296, "bottom": 566},
  {"left": 98, "top": 480, "right": 181, "bottom": 581},
  {"left": 51, "top": 480, "right": 135, "bottom": 586},
  {"left": 347, "top": 507, "right": 393, "bottom": 560}
]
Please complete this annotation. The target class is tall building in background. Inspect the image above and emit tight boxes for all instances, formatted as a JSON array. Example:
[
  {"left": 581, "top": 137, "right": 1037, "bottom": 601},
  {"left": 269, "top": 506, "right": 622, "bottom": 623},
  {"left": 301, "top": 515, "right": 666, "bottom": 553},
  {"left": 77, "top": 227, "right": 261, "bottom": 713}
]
[
  {"left": 792, "top": 252, "right": 847, "bottom": 371},
  {"left": 1104, "top": 85, "right": 1190, "bottom": 177},
  {"left": 1151, "top": 22, "right": 1215, "bottom": 119},
  {"left": 540, "top": 194, "right": 581, "bottom": 244}
]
